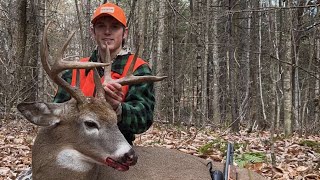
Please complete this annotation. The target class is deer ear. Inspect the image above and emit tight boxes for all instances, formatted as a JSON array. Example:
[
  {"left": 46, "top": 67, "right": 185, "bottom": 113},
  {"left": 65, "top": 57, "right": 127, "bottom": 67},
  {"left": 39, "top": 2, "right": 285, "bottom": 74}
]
[{"left": 17, "top": 102, "right": 61, "bottom": 126}]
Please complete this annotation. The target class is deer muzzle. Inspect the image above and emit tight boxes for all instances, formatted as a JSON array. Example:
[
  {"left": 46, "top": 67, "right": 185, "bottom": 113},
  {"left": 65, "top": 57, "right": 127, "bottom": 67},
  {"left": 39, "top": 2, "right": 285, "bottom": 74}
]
[{"left": 105, "top": 148, "right": 137, "bottom": 171}]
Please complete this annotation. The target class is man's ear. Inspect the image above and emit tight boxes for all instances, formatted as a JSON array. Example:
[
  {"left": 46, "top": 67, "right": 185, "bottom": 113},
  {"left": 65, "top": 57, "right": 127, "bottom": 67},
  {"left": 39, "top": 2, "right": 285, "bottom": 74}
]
[
  {"left": 123, "top": 27, "right": 128, "bottom": 39},
  {"left": 17, "top": 102, "right": 63, "bottom": 126},
  {"left": 91, "top": 26, "right": 96, "bottom": 36}
]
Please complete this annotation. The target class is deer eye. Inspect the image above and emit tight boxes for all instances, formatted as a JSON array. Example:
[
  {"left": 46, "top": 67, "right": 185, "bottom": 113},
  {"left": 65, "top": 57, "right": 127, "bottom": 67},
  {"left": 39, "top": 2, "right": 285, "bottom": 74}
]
[{"left": 84, "top": 121, "right": 99, "bottom": 129}]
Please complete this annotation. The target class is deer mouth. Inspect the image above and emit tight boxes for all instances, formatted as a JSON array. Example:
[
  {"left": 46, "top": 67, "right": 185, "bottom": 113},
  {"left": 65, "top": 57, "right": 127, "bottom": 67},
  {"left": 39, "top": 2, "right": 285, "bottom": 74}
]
[{"left": 105, "top": 157, "right": 130, "bottom": 171}]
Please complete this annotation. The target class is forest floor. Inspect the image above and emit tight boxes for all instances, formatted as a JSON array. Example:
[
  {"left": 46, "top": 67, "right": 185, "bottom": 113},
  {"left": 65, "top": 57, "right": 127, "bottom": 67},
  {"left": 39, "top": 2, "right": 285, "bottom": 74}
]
[{"left": 0, "top": 115, "right": 319, "bottom": 180}]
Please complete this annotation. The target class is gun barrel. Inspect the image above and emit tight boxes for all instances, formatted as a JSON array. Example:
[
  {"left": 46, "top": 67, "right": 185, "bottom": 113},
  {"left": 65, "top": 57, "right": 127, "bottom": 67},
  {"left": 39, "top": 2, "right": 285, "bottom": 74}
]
[{"left": 224, "top": 143, "right": 234, "bottom": 180}]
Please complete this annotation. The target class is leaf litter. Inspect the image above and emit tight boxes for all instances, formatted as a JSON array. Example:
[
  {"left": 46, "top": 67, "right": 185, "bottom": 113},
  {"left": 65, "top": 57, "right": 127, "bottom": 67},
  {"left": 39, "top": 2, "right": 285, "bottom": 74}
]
[{"left": 0, "top": 117, "right": 319, "bottom": 180}]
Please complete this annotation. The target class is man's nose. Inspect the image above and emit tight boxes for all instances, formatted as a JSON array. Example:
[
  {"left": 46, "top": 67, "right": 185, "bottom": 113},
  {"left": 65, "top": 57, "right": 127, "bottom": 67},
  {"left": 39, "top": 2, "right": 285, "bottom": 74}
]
[{"left": 104, "top": 26, "right": 111, "bottom": 34}]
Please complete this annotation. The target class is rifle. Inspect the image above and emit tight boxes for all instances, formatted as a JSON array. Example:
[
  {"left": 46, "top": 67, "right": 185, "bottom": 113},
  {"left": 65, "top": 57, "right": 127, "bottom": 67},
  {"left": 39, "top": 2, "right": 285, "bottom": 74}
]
[{"left": 208, "top": 142, "right": 237, "bottom": 180}]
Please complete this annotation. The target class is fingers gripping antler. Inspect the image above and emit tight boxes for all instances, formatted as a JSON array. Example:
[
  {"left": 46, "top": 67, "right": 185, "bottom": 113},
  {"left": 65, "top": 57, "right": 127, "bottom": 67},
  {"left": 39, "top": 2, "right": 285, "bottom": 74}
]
[
  {"left": 94, "top": 44, "right": 167, "bottom": 100},
  {"left": 40, "top": 22, "right": 110, "bottom": 104}
]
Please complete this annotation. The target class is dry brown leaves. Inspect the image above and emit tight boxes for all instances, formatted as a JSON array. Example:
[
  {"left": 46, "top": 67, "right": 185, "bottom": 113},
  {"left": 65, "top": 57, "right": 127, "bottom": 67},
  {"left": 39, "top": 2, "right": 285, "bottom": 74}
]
[
  {"left": 134, "top": 125, "right": 320, "bottom": 180},
  {"left": 0, "top": 116, "right": 36, "bottom": 180},
  {"left": 0, "top": 118, "right": 319, "bottom": 180}
]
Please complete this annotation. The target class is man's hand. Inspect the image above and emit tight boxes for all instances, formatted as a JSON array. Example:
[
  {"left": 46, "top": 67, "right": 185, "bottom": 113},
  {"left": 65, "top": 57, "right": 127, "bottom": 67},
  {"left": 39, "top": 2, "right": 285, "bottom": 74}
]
[{"left": 103, "top": 82, "right": 124, "bottom": 112}]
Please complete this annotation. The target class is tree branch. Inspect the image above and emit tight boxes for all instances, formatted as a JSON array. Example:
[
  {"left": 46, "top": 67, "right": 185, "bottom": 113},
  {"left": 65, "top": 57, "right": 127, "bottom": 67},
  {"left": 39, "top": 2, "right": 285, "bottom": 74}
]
[{"left": 270, "top": 54, "right": 320, "bottom": 80}]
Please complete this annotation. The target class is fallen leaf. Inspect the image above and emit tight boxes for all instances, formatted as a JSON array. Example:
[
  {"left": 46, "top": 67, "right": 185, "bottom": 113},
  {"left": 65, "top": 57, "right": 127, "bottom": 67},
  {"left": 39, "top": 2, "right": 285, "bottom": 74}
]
[{"left": 296, "top": 166, "right": 308, "bottom": 172}]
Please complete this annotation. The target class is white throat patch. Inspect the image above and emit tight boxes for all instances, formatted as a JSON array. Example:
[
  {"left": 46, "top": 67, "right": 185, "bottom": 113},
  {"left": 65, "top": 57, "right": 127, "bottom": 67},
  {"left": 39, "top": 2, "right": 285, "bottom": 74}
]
[{"left": 56, "top": 149, "right": 93, "bottom": 172}]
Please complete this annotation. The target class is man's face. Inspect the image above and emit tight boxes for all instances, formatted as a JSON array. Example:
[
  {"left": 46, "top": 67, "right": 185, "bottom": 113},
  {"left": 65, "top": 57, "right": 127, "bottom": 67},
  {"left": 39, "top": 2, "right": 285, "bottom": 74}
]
[{"left": 92, "top": 16, "right": 128, "bottom": 54}]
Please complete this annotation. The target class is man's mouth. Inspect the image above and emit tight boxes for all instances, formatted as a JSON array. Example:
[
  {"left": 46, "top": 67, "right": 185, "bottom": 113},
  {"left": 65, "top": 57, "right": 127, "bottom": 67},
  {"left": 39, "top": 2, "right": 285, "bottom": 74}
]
[{"left": 103, "top": 38, "right": 113, "bottom": 44}]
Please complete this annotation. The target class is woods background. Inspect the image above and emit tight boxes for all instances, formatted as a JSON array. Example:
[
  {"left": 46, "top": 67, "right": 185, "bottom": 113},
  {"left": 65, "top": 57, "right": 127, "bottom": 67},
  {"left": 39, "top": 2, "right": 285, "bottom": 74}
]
[{"left": 0, "top": 0, "right": 319, "bottom": 137}]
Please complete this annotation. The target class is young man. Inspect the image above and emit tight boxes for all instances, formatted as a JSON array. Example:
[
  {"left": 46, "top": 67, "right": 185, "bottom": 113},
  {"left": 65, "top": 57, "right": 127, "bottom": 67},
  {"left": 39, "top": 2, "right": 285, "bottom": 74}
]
[{"left": 54, "top": 2, "right": 155, "bottom": 145}]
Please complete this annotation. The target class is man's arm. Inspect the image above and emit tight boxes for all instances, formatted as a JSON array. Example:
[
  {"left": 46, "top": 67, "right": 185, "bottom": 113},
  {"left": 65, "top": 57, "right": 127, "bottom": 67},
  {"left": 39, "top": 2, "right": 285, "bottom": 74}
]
[{"left": 117, "top": 64, "right": 155, "bottom": 134}]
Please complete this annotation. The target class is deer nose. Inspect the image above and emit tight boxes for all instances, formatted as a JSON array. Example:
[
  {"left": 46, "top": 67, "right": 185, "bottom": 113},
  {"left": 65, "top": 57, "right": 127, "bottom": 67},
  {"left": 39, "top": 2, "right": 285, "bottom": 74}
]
[{"left": 122, "top": 149, "right": 137, "bottom": 165}]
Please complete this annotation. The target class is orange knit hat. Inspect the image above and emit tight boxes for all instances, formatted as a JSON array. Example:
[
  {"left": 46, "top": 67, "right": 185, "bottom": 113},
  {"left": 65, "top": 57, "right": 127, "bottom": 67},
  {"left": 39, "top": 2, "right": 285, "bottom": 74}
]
[{"left": 91, "top": 3, "right": 127, "bottom": 27}]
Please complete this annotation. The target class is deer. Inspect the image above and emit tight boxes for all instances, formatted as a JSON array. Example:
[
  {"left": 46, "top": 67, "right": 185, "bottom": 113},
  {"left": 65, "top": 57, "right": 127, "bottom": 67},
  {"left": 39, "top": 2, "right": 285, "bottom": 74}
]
[{"left": 17, "top": 22, "right": 267, "bottom": 180}]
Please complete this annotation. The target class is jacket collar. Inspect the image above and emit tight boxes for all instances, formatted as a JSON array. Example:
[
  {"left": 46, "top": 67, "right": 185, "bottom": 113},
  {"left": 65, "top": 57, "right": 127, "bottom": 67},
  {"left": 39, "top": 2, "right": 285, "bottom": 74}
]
[{"left": 89, "top": 48, "right": 131, "bottom": 63}]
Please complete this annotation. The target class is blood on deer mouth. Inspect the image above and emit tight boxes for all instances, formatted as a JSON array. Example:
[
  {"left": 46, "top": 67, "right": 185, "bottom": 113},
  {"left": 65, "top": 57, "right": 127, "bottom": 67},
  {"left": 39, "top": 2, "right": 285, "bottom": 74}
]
[{"left": 105, "top": 157, "right": 130, "bottom": 171}]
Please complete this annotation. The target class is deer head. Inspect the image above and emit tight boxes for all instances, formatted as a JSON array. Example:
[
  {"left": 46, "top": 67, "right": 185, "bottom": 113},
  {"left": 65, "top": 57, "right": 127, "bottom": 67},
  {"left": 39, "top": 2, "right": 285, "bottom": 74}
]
[{"left": 17, "top": 22, "right": 166, "bottom": 173}]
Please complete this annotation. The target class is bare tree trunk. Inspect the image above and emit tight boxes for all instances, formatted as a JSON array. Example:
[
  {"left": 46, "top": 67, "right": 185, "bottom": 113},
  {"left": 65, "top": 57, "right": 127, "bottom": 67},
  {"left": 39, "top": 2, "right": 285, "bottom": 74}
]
[
  {"left": 257, "top": 1, "right": 267, "bottom": 128},
  {"left": 195, "top": 0, "right": 203, "bottom": 126},
  {"left": 75, "top": 0, "right": 85, "bottom": 57},
  {"left": 25, "top": 0, "right": 41, "bottom": 102},
  {"left": 147, "top": 1, "right": 155, "bottom": 67},
  {"left": 228, "top": 0, "right": 239, "bottom": 132},
  {"left": 84, "top": 0, "right": 94, "bottom": 56},
  {"left": 211, "top": 0, "right": 220, "bottom": 124},
  {"left": 16, "top": 0, "right": 27, "bottom": 66},
  {"left": 16, "top": 0, "right": 28, "bottom": 103},
  {"left": 137, "top": 0, "right": 146, "bottom": 56},
  {"left": 277, "top": 0, "right": 285, "bottom": 131},
  {"left": 202, "top": 0, "right": 209, "bottom": 123},
  {"left": 154, "top": 0, "right": 166, "bottom": 121},
  {"left": 37, "top": 0, "right": 46, "bottom": 101},
  {"left": 239, "top": 0, "right": 250, "bottom": 126},
  {"left": 268, "top": 0, "right": 281, "bottom": 136},
  {"left": 283, "top": 0, "right": 293, "bottom": 137},
  {"left": 267, "top": 0, "right": 277, "bottom": 167},
  {"left": 169, "top": 0, "right": 178, "bottom": 124},
  {"left": 247, "top": 0, "right": 260, "bottom": 132},
  {"left": 315, "top": 38, "right": 320, "bottom": 130}
]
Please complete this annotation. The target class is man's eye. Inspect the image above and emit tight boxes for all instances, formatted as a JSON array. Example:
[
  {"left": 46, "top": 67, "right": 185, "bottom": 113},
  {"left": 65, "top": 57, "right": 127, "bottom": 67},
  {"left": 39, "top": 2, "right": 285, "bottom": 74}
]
[
  {"left": 84, "top": 121, "right": 99, "bottom": 129},
  {"left": 96, "top": 24, "right": 105, "bottom": 28}
]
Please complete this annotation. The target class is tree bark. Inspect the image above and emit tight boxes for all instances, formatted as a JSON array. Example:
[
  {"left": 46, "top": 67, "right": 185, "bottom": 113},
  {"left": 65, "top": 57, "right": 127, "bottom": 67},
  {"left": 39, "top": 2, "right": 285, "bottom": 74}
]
[
  {"left": 16, "top": 0, "right": 27, "bottom": 66},
  {"left": 154, "top": 0, "right": 166, "bottom": 122},
  {"left": 195, "top": 0, "right": 203, "bottom": 125},
  {"left": 283, "top": 0, "right": 293, "bottom": 137},
  {"left": 211, "top": 0, "right": 220, "bottom": 125}
]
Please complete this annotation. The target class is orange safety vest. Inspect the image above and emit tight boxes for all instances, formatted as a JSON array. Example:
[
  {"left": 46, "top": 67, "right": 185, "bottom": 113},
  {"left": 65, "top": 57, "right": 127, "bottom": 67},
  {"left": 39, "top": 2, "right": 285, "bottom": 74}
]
[{"left": 71, "top": 54, "right": 147, "bottom": 101}]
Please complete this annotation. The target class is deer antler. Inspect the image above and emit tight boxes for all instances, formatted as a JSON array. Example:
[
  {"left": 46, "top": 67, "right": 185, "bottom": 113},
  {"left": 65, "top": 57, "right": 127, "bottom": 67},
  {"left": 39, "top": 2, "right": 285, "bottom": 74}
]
[
  {"left": 94, "top": 44, "right": 167, "bottom": 99},
  {"left": 40, "top": 22, "right": 110, "bottom": 104},
  {"left": 114, "top": 45, "right": 167, "bottom": 85}
]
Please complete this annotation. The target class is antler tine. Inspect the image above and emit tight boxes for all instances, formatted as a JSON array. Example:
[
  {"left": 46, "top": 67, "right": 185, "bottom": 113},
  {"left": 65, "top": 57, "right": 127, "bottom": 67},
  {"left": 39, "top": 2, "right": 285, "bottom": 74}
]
[
  {"left": 126, "top": 45, "right": 139, "bottom": 77},
  {"left": 40, "top": 21, "right": 110, "bottom": 104},
  {"left": 93, "top": 45, "right": 112, "bottom": 100},
  {"left": 114, "top": 45, "right": 167, "bottom": 85},
  {"left": 93, "top": 68, "right": 105, "bottom": 100},
  {"left": 87, "top": 41, "right": 167, "bottom": 101}
]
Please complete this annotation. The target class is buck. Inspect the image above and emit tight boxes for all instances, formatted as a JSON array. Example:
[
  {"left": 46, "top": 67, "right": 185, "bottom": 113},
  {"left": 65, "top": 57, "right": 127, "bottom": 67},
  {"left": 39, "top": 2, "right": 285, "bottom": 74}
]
[{"left": 17, "top": 23, "right": 267, "bottom": 180}]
